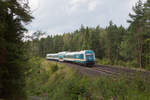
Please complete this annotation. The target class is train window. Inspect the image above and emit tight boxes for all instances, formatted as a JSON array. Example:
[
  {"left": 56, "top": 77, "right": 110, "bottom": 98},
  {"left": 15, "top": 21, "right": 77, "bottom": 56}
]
[
  {"left": 72, "top": 55, "right": 74, "bottom": 58},
  {"left": 80, "top": 54, "right": 84, "bottom": 59},
  {"left": 86, "top": 55, "right": 94, "bottom": 59},
  {"left": 73, "top": 55, "right": 76, "bottom": 58},
  {"left": 66, "top": 55, "right": 68, "bottom": 58},
  {"left": 77, "top": 54, "right": 80, "bottom": 58},
  {"left": 74, "top": 55, "right": 77, "bottom": 59}
]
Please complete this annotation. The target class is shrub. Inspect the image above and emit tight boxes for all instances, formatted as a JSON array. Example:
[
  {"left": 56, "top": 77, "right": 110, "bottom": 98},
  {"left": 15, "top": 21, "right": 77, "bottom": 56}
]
[
  {"left": 50, "top": 63, "right": 59, "bottom": 73},
  {"left": 96, "top": 58, "right": 111, "bottom": 65},
  {"left": 116, "top": 60, "right": 126, "bottom": 66},
  {"left": 126, "top": 60, "right": 139, "bottom": 68},
  {"left": 26, "top": 58, "right": 150, "bottom": 100},
  {"left": 145, "top": 64, "right": 150, "bottom": 70}
]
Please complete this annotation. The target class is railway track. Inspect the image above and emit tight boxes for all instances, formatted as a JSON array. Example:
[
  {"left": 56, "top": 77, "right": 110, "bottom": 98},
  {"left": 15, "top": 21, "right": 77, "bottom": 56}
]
[
  {"left": 96, "top": 64, "right": 150, "bottom": 80},
  {"left": 49, "top": 60, "right": 150, "bottom": 79},
  {"left": 95, "top": 65, "right": 135, "bottom": 76},
  {"left": 89, "top": 67, "right": 119, "bottom": 78},
  {"left": 58, "top": 62, "right": 128, "bottom": 78}
]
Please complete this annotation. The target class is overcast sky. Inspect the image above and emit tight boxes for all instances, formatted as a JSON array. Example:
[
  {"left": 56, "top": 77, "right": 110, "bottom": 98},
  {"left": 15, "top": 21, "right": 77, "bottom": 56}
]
[{"left": 27, "top": 0, "right": 145, "bottom": 35}]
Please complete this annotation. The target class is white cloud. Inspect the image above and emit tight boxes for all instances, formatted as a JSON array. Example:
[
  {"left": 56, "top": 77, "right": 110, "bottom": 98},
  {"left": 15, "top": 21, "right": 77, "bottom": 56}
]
[
  {"left": 27, "top": 0, "right": 147, "bottom": 35},
  {"left": 88, "top": 0, "right": 97, "bottom": 11},
  {"left": 70, "top": 0, "right": 87, "bottom": 5},
  {"left": 67, "top": 0, "right": 87, "bottom": 13},
  {"left": 28, "top": 0, "right": 40, "bottom": 11},
  {"left": 67, "top": 0, "right": 98, "bottom": 14}
]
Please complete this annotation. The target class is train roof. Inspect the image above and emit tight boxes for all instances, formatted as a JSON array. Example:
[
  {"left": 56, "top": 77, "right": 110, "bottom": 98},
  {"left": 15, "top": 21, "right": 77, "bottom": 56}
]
[
  {"left": 46, "top": 50, "right": 94, "bottom": 56},
  {"left": 64, "top": 50, "right": 93, "bottom": 55}
]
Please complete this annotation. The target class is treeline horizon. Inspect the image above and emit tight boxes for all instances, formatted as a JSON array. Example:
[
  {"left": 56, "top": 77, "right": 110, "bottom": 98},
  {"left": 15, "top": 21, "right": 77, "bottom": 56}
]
[{"left": 26, "top": 0, "right": 150, "bottom": 69}]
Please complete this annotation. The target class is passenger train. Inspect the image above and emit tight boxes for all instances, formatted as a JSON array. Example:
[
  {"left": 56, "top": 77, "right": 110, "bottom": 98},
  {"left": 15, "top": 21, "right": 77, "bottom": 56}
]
[{"left": 46, "top": 50, "right": 95, "bottom": 66}]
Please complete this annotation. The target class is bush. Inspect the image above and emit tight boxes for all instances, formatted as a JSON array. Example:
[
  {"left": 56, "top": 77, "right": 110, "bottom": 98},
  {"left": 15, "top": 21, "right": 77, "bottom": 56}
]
[
  {"left": 115, "top": 60, "right": 126, "bottom": 66},
  {"left": 26, "top": 57, "right": 150, "bottom": 100},
  {"left": 50, "top": 63, "right": 59, "bottom": 73},
  {"left": 96, "top": 58, "right": 141, "bottom": 69},
  {"left": 145, "top": 64, "right": 150, "bottom": 70},
  {"left": 126, "top": 60, "right": 139, "bottom": 68},
  {"left": 96, "top": 58, "right": 111, "bottom": 65}
]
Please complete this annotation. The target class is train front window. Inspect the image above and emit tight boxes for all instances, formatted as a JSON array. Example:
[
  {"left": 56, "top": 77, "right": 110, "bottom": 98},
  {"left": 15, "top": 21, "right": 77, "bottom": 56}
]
[
  {"left": 80, "top": 54, "right": 84, "bottom": 59},
  {"left": 86, "top": 54, "right": 94, "bottom": 59}
]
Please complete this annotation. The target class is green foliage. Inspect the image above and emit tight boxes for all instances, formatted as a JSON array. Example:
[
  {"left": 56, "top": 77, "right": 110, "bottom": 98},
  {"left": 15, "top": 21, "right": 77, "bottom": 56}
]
[
  {"left": 127, "top": 0, "right": 150, "bottom": 68},
  {"left": 0, "top": 0, "right": 33, "bottom": 99},
  {"left": 96, "top": 58, "right": 111, "bottom": 65},
  {"left": 145, "top": 64, "right": 150, "bottom": 70},
  {"left": 50, "top": 63, "right": 59, "bottom": 73},
  {"left": 26, "top": 58, "right": 150, "bottom": 100},
  {"left": 26, "top": 57, "right": 48, "bottom": 96}
]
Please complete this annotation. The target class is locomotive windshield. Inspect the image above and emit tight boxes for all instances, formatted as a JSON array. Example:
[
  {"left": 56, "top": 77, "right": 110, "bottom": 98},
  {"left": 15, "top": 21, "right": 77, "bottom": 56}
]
[{"left": 86, "top": 54, "right": 94, "bottom": 60}]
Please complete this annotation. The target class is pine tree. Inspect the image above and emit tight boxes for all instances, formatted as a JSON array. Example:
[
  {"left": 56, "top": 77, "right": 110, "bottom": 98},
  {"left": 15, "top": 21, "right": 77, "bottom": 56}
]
[
  {"left": 127, "top": 0, "right": 145, "bottom": 68},
  {"left": 143, "top": 0, "right": 150, "bottom": 68},
  {"left": 0, "top": 0, "right": 33, "bottom": 99}
]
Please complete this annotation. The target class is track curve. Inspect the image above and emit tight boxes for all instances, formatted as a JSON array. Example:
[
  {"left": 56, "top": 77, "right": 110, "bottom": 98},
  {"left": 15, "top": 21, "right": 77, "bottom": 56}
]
[{"left": 48, "top": 60, "right": 150, "bottom": 80}]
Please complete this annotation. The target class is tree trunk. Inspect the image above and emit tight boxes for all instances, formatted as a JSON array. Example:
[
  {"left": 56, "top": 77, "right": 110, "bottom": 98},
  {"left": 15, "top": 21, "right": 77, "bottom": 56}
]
[
  {"left": 138, "top": 38, "right": 143, "bottom": 68},
  {"left": 116, "top": 47, "right": 119, "bottom": 61},
  {"left": 149, "top": 42, "right": 150, "bottom": 66},
  {"left": 139, "top": 43, "right": 142, "bottom": 68},
  {"left": 108, "top": 47, "right": 111, "bottom": 61}
]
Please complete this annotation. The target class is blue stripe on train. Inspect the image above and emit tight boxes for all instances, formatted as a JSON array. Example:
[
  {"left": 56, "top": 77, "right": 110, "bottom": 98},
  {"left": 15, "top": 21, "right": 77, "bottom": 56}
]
[{"left": 74, "top": 60, "right": 86, "bottom": 64}]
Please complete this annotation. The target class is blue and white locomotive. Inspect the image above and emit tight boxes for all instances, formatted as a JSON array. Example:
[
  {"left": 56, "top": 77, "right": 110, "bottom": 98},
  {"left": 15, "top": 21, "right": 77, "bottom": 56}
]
[{"left": 46, "top": 50, "right": 95, "bottom": 66}]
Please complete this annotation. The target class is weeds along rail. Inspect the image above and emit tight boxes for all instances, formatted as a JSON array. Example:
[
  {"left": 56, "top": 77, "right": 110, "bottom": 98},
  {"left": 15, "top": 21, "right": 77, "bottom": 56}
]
[
  {"left": 94, "top": 65, "right": 123, "bottom": 74},
  {"left": 95, "top": 65, "right": 136, "bottom": 78},
  {"left": 96, "top": 64, "right": 150, "bottom": 78},
  {"left": 61, "top": 62, "right": 119, "bottom": 77},
  {"left": 93, "top": 65, "right": 140, "bottom": 79},
  {"left": 47, "top": 60, "right": 150, "bottom": 80},
  {"left": 50, "top": 60, "right": 123, "bottom": 77},
  {"left": 89, "top": 67, "right": 119, "bottom": 78},
  {"left": 95, "top": 64, "right": 150, "bottom": 82}
]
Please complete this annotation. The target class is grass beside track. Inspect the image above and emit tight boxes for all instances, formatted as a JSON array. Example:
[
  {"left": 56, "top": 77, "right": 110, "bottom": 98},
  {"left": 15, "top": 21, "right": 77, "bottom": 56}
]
[
  {"left": 96, "top": 58, "right": 150, "bottom": 72},
  {"left": 26, "top": 57, "right": 150, "bottom": 100}
]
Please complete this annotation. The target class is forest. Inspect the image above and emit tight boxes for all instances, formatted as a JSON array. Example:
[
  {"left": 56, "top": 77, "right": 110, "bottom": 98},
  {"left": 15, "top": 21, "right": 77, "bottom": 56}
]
[
  {"left": 0, "top": 0, "right": 150, "bottom": 99},
  {"left": 26, "top": 0, "right": 150, "bottom": 69}
]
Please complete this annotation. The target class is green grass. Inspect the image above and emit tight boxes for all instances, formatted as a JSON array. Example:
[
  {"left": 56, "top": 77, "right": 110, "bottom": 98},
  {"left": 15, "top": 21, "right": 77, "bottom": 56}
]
[
  {"left": 96, "top": 58, "right": 141, "bottom": 69},
  {"left": 26, "top": 57, "right": 150, "bottom": 100}
]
